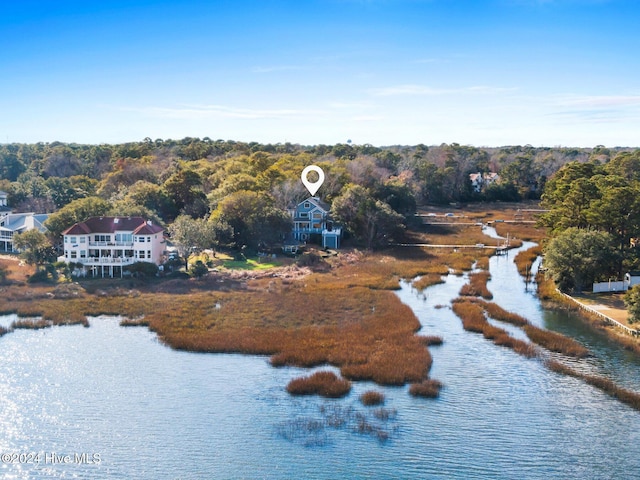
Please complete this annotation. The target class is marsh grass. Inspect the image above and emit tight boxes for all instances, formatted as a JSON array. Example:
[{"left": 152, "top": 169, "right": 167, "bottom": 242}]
[
  {"left": 286, "top": 371, "right": 352, "bottom": 398},
  {"left": 455, "top": 298, "right": 589, "bottom": 358},
  {"left": 459, "top": 271, "right": 493, "bottom": 299},
  {"left": 523, "top": 324, "right": 590, "bottom": 358},
  {"left": 514, "top": 245, "right": 543, "bottom": 278},
  {"left": 360, "top": 390, "right": 385, "bottom": 406},
  {"left": 0, "top": 325, "right": 9, "bottom": 337},
  {"left": 494, "top": 222, "right": 546, "bottom": 243},
  {"left": 546, "top": 360, "right": 640, "bottom": 411},
  {"left": 409, "top": 379, "right": 443, "bottom": 398},
  {"left": 412, "top": 274, "right": 445, "bottom": 291},
  {"left": 11, "top": 318, "right": 53, "bottom": 330},
  {"left": 418, "top": 335, "right": 444, "bottom": 346},
  {"left": 452, "top": 300, "right": 537, "bottom": 358},
  {"left": 120, "top": 318, "right": 150, "bottom": 327}
]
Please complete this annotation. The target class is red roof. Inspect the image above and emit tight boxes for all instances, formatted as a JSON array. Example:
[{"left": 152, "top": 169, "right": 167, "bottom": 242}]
[{"left": 61, "top": 217, "right": 164, "bottom": 236}]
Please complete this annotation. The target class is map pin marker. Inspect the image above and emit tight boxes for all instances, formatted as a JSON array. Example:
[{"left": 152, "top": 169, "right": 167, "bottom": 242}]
[{"left": 301, "top": 165, "right": 325, "bottom": 196}]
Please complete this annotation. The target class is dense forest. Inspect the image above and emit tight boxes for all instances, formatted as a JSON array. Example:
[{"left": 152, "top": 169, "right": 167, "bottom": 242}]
[
  {"left": 0, "top": 138, "right": 635, "bottom": 253},
  {"left": 540, "top": 152, "right": 640, "bottom": 292}
]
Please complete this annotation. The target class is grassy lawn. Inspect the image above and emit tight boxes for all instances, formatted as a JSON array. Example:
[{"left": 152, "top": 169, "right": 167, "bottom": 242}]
[{"left": 221, "top": 257, "right": 281, "bottom": 270}]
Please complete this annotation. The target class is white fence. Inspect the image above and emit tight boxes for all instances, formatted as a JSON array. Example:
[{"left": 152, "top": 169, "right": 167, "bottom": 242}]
[{"left": 593, "top": 280, "right": 627, "bottom": 293}]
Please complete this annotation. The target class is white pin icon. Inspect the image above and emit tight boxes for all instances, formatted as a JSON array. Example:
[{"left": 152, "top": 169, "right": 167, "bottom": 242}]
[{"left": 301, "top": 165, "right": 325, "bottom": 196}]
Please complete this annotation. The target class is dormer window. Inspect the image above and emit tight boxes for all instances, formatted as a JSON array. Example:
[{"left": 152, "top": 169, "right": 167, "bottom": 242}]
[{"left": 303, "top": 202, "right": 310, "bottom": 209}]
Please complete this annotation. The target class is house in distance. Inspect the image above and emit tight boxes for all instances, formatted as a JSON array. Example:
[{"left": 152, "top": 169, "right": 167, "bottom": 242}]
[
  {"left": 0, "top": 190, "right": 50, "bottom": 252},
  {"left": 59, "top": 216, "right": 164, "bottom": 278}
]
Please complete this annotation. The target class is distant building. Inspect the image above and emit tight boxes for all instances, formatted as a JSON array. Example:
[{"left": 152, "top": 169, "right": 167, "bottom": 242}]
[
  {"left": 288, "top": 197, "right": 341, "bottom": 250},
  {"left": 0, "top": 213, "right": 50, "bottom": 252},
  {"left": 59, "top": 216, "right": 164, "bottom": 278},
  {"left": 469, "top": 172, "right": 500, "bottom": 193}
]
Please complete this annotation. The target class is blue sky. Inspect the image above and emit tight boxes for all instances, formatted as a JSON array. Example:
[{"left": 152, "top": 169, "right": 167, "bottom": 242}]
[{"left": 1, "top": 0, "right": 639, "bottom": 147}]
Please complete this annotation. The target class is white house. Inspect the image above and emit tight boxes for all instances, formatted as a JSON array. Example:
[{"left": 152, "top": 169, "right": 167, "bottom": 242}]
[
  {"left": 469, "top": 172, "right": 500, "bottom": 193},
  {"left": 0, "top": 213, "right": 50, "bottom": 252},
  {"left": 289, "top": 197, "right": 341, "bottom": 249},
  {"left": 60, "top": 216, "right": 165, "bottom": 277}
]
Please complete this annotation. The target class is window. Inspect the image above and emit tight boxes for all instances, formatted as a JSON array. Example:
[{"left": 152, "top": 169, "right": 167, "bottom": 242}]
[
  {"left": 94, "top": 234, "right": 110, "bottom": 243},
  {"left": 303, "top": 202, "right": 310, "bottom": 209},
  {"left": 312, "top": 223, "right": 322, "bottom": 229},
  {"left": 64, "top": 237, "right": 69, "bottom": 243},
  {"left": 139, "top": 251, "right": 146, "bottom": 259},
  {"left": 300, "top": 212, "right": 308, "bottom": 218},
  {"left": 80, "top": 250, "right": 86, "bottom": 258},
  {"left": 147, "top": 237, "right": 151, "bottom": 242},
  {"left": 138, "top": 236, "right": 145, "bottom": 243},
  {"left": 70, "top": 251, "right": 77, "bottom": 259},
  {"left": 70, "top": 237, "right": 77, "bottom": 244},
  {"left": 313, "top": 213, "right": 322, "bottom": 219},
  {"left": 115, "top": 233, "right": 133, "bottom": 243},
  {"left": 80, "top": 236, "right": 86, "bottom": 243}
]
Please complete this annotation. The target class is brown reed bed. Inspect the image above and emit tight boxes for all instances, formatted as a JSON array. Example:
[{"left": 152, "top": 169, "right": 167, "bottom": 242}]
[
  {"left": 360, "top": 390, "right": 385, "bottom": 406},
  {"left": 417, "top": 335, "right": 444, "bottom": 346},
  {"left": 459, "top": 271, "right": 493, "bottom": 299},
  {"left": 523, "top": 325, "right": 590, "bottom": 358},
  {"left": 451, "top": 299, "right": 538, "bottom": 358},
  {"left": 457, "top": 298, "right": 589, "bottom": 358},
  {"left": 409, "top": 379, "right": 443, "bottom": 398},
  {"left": 0, "top": 325, "right": 11, "bottom": 336},
  {"left": 11, "top": 318, "right": 53, "bottom": 330},
  {"left": 120, "top": 318, "right": 150, "bottom": 327},
  {"left": 493, "top": 221, "right": 546, "bottom": 243},
  {"left": 412, "top": 274, "right": 445, "bottom": 291},
  {"left": 514, "top": 245, "right": 543, "bottom": 278},
  {"left": 546, "top": 360, "right": 640, "bottom": 411},
  {"left": 286, "top": 371, "right": 352, "bottom": 398},
  {"left": 475, "top": 300, "right": 529, "bottom": 326}
]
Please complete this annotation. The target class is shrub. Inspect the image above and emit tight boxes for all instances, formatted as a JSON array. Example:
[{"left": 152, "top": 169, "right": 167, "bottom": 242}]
[
  {"left": 125, "top": 262, "right": 159, "bottom": 278},
  {"left": 624, "top": 285, "right": 640, "bottom": 324},
  {"left": 189, "top": 260, "right": 209, "bottom": 278}
]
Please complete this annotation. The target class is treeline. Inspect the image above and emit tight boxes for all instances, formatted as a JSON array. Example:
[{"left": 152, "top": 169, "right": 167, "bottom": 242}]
[
  {"left": 0, "top": 138, "right": 634, "bottom": 251},
  {"left": 540, "top": 151, "right": 640, "bottom": 292}
]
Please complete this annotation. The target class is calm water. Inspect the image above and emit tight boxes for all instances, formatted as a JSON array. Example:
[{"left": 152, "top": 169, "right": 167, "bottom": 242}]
[{"left": 1, "top": 241, "right": 640, "bottom": 479}]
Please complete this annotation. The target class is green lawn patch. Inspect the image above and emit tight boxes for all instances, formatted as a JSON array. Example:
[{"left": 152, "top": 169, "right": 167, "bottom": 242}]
[{"left": 222, "top": 257, "right": 281, "bottom": 271}]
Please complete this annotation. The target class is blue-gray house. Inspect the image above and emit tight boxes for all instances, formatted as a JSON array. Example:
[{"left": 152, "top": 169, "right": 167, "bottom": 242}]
[{"left": 289, "top": 197, "right": 341, "bottom": 250}]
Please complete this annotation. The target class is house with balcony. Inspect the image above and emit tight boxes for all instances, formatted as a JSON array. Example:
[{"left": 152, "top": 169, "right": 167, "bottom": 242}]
[
  {"left": 59, "top": 216, "right": 164, "bottom": 278},
  {"left": 0, "top": 190, "right": 50, "bottom": 252},
  {"left": 289, "top": 197, "right": 341, "bottom": 249},
  {"left": 0, "top": 213, "right": 50, "bottom": 252}
]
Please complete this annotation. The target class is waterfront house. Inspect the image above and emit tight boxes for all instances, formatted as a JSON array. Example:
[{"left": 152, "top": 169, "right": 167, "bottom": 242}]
[
  {"left": 289, "top": 197, "right": 341, "bottom": 249},
  {"left": 0, "top": 213, "right": 50, "bottom": 252},
  {"left": 60, "top": 216, "right": 164, "bottom": 277}
]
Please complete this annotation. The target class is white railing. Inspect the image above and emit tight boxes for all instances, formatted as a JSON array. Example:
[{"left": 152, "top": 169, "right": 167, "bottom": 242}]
[
  {"left": 88, "top": 242, "right": 134, "bottom": 247},
  {"left": 76, "top": 257, "right": 136, "bottom": 265}
]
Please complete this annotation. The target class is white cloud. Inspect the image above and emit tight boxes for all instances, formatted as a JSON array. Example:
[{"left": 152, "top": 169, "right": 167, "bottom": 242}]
[
  {"left": 554, "top": 94, "right": 640, "bottom": 108},
  {"left": 368, "top": 84, "right": 516, "bottom": 96}
]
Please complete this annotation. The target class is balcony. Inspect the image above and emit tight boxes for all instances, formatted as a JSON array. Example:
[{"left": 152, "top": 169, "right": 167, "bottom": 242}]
[
  {"left": 88, "top": 241, "right": 134, "bottom": 247},
  {"left": 74, "top": 257, "right": 136, "bottom": 266}
]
